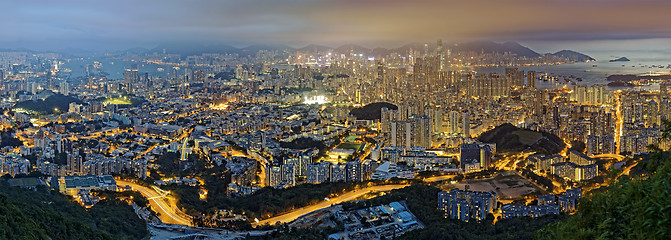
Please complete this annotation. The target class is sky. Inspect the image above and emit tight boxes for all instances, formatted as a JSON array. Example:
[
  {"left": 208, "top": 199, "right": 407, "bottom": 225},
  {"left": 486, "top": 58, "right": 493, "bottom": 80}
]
[{"left": 2, "top": 0, "right": 671, "bottom": 51}]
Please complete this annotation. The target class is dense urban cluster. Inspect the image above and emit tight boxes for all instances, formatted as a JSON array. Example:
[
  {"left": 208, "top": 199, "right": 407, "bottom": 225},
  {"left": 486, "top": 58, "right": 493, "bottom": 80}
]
[{"left": 0, "top": 40, "right": 661, "bottom": 239}]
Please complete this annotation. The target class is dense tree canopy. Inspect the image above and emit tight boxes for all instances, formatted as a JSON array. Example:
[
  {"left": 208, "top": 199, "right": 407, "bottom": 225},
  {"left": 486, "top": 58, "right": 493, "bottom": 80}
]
[
  {"left": 537, "top": 133, "right": 671, "bottom": 239},
  {"left": 0, "top": 180, "right": 148, "bottom": 240}
]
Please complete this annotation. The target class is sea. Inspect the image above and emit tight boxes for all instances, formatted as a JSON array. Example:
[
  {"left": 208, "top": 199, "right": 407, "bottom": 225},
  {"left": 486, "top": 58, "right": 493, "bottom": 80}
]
[
  {"left": 484, "top": 38, "right": 671, "bottom": 91},
  {"left": 61, "top": 58, "right": 171, "bottom": 80}
]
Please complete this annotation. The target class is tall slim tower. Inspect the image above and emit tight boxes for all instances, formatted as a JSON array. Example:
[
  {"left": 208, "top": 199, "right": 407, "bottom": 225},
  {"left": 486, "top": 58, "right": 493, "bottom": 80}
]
[
  {"left": 527, "top": 71, "right": 537, "bottom": 88},
  {"left": 463, "top": 110, "right": 470, "bottom": 138},
  {"left": 436, "top": 39, "right": 443, "bottom": 54},
  {"left": 437, "top": 39, "right": 444, "bottom": 70},
  {"left": 660, "top": 84, "right": 667, "bottom": 103},
  {"left": 123, "top": 68, "right": 139, "bottom": 93},
  {"left": 376, "top": 59, "right": 386, "bottom": 98}
]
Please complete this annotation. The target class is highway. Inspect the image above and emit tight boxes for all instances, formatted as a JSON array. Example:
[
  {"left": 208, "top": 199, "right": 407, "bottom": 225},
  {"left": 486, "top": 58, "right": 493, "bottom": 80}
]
[
  {"left": 422, "top": 174, "right": 456, "bottom": 182},
  {"left": 592, "top": 154, "right": 626, "bottom": 161},
  {"left": 253, "top": 184, "right": 409, "bottom": 226},
  {"left": 116, "top": 179, "right": 192, "bottom": 226}
]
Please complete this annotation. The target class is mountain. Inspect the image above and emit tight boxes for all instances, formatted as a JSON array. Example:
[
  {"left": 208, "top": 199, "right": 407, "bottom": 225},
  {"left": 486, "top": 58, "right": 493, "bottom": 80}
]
[
  {"left": 390, "top": 43, "right": 425, "bottom": 55},
  {"left": 609, "top": 57, "right": 630, "bottom": 62},
  {"left": 553, "top": 50, "right": 596, "bottom": 62},
  {"left": 335, "top": 44, "right": 371, "bottom": 55},
  {"left": 478, "top": 123, "right": 565, "bottom": 155},
  {"left": 149, "top": 43, "right": 241, "bottom": 56},
  {"left": 124, "top": 47, "right": 150, "bottom": 54},
  {"left": 349, "top": 102, "right": 398, "bottom": 120},
  {"left": 452, "top": 41, "right": 542, "bottom": 58},
  {"left": 371, "top": 47, "right": 391, "bottom": 57},
  {"left": 0, "top": 180, "right": 148, "bottom": 240},
  {"left": 13, "top": 94, "right": 84, "bottom": 115},
  {"left": 56, "top": 48, "right": 94, "bottom": 57},
  {"left": 296, "top": 44, "right": 332, "bottom": 53},
  {"left": 539, "top": 144, "right": 671, "bottom": 239},
  {"left": 240, "top": 44, "right": 293, "bottom": 55}
]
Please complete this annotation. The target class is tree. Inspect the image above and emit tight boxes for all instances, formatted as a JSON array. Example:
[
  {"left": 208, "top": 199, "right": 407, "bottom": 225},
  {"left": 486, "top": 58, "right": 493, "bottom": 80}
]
[{"left": 538, "top": 121, "right": 671, "bottom": 239}]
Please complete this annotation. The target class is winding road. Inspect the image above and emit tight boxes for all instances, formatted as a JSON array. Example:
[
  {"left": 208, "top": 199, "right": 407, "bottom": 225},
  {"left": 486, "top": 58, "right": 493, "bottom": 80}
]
[
  {"left": 116, "top": 179, "right": 192, "bottom": 226},
  {"left": 253, "top": 184, "right": 409, "bottom": 226}
]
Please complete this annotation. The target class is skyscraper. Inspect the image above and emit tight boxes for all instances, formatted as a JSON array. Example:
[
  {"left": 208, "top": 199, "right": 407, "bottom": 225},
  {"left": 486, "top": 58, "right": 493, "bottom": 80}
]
[
  {"left": 377, "top": 59, "right": 386, "bottom": 98},
  {"left": 463, "top": 110, "right": 470, "bottom": 138},
  {"left": 415, "top": 115, "right": 432, "bottom": 148},
  {"left": 60, "top": 80, "right": 69, "bottom": 96},
  {"left": 505, "top": 68, "right": 525, "bottom": 87},
  {"left": 449, "top": 111, "right": 460, "bottom": 135},
  {"left": 307, "top": 162, "right": 329, "bottom": 184},
  {"left": 123, "top": 68, "right": 139, "bottom": 93},
  {"left": 527, "top": 71, "right": 536, "bottom": 88}
]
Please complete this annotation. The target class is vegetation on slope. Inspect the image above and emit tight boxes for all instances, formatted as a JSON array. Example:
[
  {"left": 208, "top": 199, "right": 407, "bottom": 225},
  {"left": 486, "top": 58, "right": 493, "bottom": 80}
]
[
  {"left": 0, "top": 180, "right": 148, "bottom": 240},
  {"left": 341, "top": 185, "right": 565, "bottom": 240},
  {"left": 478, "top": 123, "right": 566, "bottom": 155},
  {"left": 349, "top": 102, "right": 397, "bottom": 120},
  {"left": 13, "top": 94, "right": 84, "bottom": 115},
  {"left": 169, "top": 180, "right": 379, "bottom": 220},
  {"left": 537, "top": 126, "right": 671, "bottom": 239},
  {"left": 259, "top": 185, "right": 565, "bottom": 240}
]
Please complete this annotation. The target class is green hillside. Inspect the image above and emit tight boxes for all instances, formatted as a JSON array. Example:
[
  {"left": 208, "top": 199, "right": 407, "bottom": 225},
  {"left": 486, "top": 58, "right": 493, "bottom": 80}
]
[
  {"left": 349, "top": 102, "right": 397, "bottom": 120},
  {"left": 478, "top": 123, "right": 566, "bottom": 155},
  {"left": 537, "top": 142, "right": 671, "bottom": 239},
  {"left": 13, "top": 94, "right": 83, "bottom": 115},
  {"left": 0, "top": 180, "right": 148, "bottom": 240}
]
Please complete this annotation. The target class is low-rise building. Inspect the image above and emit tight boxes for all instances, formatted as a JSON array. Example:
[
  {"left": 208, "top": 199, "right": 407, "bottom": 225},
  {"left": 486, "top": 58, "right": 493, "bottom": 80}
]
[{"left": 55, "top": 175, "right": 117, "bottom": 195}]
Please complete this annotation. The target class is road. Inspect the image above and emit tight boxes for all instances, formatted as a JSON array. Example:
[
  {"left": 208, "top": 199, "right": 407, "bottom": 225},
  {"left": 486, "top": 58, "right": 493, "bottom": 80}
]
[
  {"left": 253, "top": 184, "right": 409, "bottom": 226},
  {"left": 116, "top": 179, "right": 192, "bottom": 226},
  {"left": 422, "top": 174, "right": 456, "bottom": 182},
  {"left": 592, "top": 154, "right": 626, "bottom": 161}
]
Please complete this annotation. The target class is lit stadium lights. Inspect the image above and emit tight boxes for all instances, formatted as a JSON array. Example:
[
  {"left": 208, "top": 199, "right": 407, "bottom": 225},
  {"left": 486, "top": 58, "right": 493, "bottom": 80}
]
[
  {"left": 304, "top": 95, "right": 327, "bottom": 104},
  {"left": 211, "top": 103, "right": 229, "bottom": 110}
]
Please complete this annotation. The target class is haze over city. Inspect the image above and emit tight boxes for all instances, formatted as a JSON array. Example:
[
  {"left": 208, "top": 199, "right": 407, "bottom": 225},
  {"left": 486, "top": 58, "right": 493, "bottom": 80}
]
[{"left": 4, "top": 0, "right": 671, "bottom": 51}]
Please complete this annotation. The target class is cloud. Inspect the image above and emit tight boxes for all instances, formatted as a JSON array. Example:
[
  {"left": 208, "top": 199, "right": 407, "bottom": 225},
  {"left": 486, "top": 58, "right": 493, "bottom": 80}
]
[{"left": 1, "top": 0, "right": 670, "bottom": 50}]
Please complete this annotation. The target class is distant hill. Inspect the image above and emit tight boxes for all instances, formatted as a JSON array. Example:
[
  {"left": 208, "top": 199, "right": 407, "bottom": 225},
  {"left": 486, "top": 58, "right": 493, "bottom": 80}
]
[
  {"left": 111, "top": 41, "right": 591, "bottom": 62},
  {"left": 606, "top": 74, "right": 638, "bottom": 82},
  {"left": 389, "top": 43, "right": 425, "bottom": 55},
  {"left": 349, "top": 102, "right": 398, "bottom": 121},
  {"left": 149, "top": 43, "right": 241, "bottom": 56},
  {"left": 452, "top": 41, "right": 542, "bottom": 58},
  {"left": 553, "top": 50, "right": 596, "bottom": 62},
  {"left": 13, "top": 94, "right": 84, "bottom": 115},
  {"left": 296, "top": 44, "right": 332, "bottom": 53},
  {"left": 240, "top": 44, "right": 293, "bottom": 55},
  {"left": 335, "top": 44, "right": 371, "bottom": 55},
  {"left": 478, "top": 123, "right": 566, "bottom": 155},
  {"left": 539, "top": 146, "right": 671, "bottom": 239},
  {"left": 0, "top": 181, "right": 148, "bottom": 240},
  {"left": 124, "top": 47, "right": 150, "bottom": 54},
  {"left": 609, "top": 57, "right": 630, "bottom": 62},
  {"left": 56, "top": 48, "right": 94, "bottom": 57}
]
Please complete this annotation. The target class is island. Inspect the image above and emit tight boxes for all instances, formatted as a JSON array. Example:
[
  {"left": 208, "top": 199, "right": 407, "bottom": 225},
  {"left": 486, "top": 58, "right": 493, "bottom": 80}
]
[{"left": 609, "top": 57, "right": 630, "bottom": 62}]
